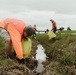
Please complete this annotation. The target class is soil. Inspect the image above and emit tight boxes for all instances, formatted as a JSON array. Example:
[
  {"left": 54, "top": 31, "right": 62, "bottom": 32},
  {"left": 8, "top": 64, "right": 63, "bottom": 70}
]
[{"left": 0, "top": 59, "right": 38, "bottom": 75}]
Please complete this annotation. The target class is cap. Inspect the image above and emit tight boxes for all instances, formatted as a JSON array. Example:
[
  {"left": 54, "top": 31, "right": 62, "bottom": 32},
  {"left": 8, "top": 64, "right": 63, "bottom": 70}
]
[{"left": 24, "top": 25, "right": 34, "bottom": 36}]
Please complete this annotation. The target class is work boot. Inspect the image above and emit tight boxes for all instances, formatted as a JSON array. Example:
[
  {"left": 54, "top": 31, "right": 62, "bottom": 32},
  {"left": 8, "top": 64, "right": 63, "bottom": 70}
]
[{"left": 6, "top": 55, "right": 13, "bottom": 59}]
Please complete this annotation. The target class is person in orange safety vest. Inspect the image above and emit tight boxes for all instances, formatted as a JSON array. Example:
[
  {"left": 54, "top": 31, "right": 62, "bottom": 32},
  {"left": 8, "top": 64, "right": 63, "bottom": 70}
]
[
  {"left": 32, "top": 24, "right": 37, "bottom": 39},
  {"left": 50, "top": 19, "right": 57, "bottom": 41},
  {"left": 0, "top": 18, "right": 34, "bottom": 64},
  {"left": 50, "top": 19, "right": 57, "bottom": 33}
]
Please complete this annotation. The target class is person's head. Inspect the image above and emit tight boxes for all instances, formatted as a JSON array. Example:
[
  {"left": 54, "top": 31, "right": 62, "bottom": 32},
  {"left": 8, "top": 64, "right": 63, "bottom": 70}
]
[
  {"left": 50, "top": 19, "right": 54, "bottom": 23},
  {"left": 24, "top": 25, "right": 34, "bottom": 37},
  {"left": 34, "top": 24, "right": 36, "bottom": 27},
  {"left": 50, "top": 19, "right": 53, "bottom": 21}
]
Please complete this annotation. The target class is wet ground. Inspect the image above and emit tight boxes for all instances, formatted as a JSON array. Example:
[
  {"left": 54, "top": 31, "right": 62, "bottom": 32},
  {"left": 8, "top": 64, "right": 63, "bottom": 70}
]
[{"left": 34, "top": 44, "right": 47, "bottom": 73}]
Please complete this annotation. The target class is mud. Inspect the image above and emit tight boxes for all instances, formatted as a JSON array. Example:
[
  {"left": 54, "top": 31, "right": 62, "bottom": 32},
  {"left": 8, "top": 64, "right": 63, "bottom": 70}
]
[{"left": 0, "top": 64, "right": 35, "bottom": 75}]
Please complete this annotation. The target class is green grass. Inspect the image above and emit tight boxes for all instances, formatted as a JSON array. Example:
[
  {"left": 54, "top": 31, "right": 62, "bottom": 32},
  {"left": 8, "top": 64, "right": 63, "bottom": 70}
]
[
  {"left": 58, "top": 30, "right": 76, "bottom": 33},
  {"left": 60, "top": 54, "right": 75, "bottom": 65},
  {"left": 0, "top": 59, "right": 14, "bottom": 66}
]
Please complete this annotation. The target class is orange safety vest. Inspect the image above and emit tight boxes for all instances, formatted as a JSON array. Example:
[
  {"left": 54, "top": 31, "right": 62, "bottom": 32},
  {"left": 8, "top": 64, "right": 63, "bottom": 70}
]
[
  {"left": 33, "top": 26, "right": 37, "bottom": 31},
  {"left": 0, "top": 18, "right": 28, "bottom": 59},
  {"left": 52, "top": 21, "right": 57, "bottom": 29}
]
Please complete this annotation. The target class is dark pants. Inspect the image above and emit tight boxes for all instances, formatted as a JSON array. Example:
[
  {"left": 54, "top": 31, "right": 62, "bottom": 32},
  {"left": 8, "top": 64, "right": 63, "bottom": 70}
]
[
  {"left": 52, "top": 27, "right": 57, "bottom": 41},
  {"left": 53, "top": 27, "right": 57, "bottom": 33},
  {"left": 32, "top": 31, "right": 36, "bottom": 38}
]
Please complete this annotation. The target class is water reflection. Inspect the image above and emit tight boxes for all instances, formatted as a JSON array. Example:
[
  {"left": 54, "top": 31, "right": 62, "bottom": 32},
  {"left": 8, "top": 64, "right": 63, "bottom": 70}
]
[{"left": 35, "top": 44, "right": 46, "bottom": 73}]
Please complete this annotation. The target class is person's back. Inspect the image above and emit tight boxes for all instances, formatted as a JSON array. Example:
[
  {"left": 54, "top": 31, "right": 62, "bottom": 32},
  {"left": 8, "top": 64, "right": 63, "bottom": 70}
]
[{"left": 3, "top": 18, "right": 28, "bottom": 36}]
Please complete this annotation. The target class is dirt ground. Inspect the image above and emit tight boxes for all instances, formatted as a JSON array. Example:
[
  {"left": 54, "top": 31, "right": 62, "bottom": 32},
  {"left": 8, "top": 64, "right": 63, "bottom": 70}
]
[
  {"left": 0, "top": 52, "right": 50, "bottom": 75},
  {"left": 0, "top": 58, "right": 38, "bottom": 75}
]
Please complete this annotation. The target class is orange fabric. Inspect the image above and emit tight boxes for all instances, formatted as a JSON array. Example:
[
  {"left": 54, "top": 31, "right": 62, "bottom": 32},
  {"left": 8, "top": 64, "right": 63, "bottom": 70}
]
[
  {"left": 6, "top": 23, "right": 23, "bottom": 59},
  {"left": 33, "top": 26, "right": 37, "bottom": 31},
  {"left": 3, "top": 18, "right": 28, "bottom": 36},
  {"left": 52, "top": 21, "right": 57, "bottom": 29}
]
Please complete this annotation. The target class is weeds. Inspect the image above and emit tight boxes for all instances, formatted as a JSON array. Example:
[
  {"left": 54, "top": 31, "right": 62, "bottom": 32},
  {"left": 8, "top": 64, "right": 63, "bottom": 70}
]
[
  {"left": 60, "top": 54, "right": 74, "bottom": 65},
  {"left": 0, "top": 59, "right": 14, "bottom": 66}
]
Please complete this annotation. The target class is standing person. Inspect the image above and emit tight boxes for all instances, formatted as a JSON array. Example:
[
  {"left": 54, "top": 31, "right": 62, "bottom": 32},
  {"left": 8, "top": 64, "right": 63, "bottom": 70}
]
[
  {"left": 50, "top": 19, "right": 57, "bottom": 33},
  {"left": 50, "top": 19, "right": 57, "bottom": 41},
  {"left": 33, "top": 24, "right": 37, "bottom": 39},
  {"left": 0, "top": 18, "right": 34, "bottom": 64}
]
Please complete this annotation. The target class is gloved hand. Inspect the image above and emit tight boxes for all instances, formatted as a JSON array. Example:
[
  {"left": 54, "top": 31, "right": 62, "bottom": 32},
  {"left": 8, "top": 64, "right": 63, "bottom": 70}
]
[{"left": 16, "top": 58, "right": 25, "bottom": 64}]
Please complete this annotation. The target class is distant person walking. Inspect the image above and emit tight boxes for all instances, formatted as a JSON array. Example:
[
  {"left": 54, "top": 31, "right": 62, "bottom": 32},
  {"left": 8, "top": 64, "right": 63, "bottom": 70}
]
[
  {"left": 33, "top": 25, "right": 37, "bottom": 39},
  {"left": 50, "top": 19, "right": 57, "bottom": 41}
]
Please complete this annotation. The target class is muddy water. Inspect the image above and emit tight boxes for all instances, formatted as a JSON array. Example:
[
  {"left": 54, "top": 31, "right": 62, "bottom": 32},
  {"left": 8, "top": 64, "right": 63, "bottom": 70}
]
[{"left": 35, "top": 44, "right": 46, "bottom": 73}]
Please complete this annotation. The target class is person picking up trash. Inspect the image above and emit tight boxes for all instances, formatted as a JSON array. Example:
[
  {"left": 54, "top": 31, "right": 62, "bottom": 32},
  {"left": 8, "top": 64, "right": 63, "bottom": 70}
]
[
  {"left": 49, "top": 19, "right": 57, "bottom": 41},
  {"left": 0, "top": 18, "right": 34, "bottom": 64},
  {"left": 50, "top": 19, "right": 57, "bottom": 33}
]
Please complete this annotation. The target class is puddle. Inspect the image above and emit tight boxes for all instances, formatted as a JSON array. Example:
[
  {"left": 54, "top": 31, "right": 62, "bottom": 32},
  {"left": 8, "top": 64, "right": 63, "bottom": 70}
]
[{"left": 34, "top": 44, "right": 46, "bottom": 73}]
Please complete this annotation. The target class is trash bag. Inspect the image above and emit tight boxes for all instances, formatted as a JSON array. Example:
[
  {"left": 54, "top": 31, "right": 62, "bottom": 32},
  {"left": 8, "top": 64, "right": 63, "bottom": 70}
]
[
  {"left": 22, "top": 38, "right": 32, "bottom": 58},
  {"left": 47, "top": 30, "right": 56, "bottom": 40}
]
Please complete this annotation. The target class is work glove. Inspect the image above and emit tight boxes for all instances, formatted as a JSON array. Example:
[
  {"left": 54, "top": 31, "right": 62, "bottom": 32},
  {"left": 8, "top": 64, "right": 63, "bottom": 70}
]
[
  {"left": 22, "top": 37, "right": 28, "bottom": 40},
  {"left": 16, "top": 58, "right": 25, "bottom": 64}
]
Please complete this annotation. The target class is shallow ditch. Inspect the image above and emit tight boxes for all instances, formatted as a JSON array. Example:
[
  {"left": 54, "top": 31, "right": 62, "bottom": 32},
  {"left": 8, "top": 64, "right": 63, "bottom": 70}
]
[{"left": 32, "top": 44, "right": 48, "bottom": 75}]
